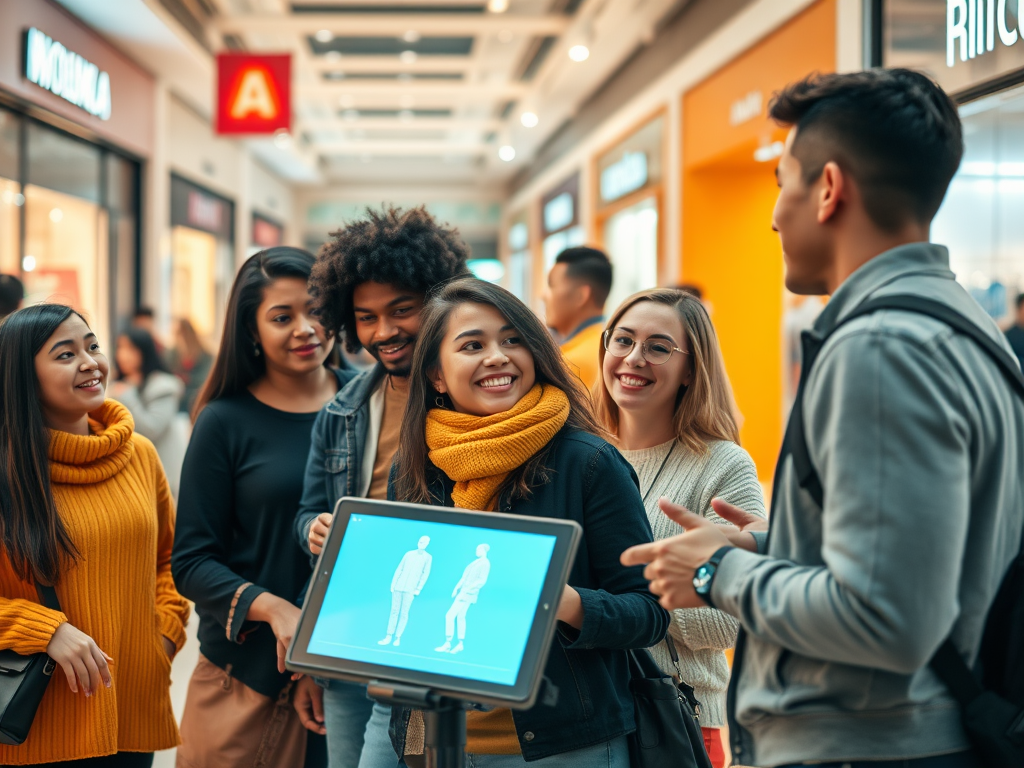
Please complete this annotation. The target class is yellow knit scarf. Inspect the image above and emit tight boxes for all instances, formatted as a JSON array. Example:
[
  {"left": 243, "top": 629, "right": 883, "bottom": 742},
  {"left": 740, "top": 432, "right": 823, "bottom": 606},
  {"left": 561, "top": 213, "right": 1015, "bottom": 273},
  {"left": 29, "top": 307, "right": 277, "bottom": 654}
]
[{"left": 425, "top": 383, "right": 570, "bottom": 511}]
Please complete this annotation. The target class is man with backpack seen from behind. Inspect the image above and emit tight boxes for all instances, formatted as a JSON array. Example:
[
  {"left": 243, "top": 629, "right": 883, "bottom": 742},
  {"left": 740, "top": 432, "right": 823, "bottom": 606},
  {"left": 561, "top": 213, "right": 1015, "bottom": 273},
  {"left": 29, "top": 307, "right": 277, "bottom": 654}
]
[{"left": 623, "top": 69, "right": 1024, "bottom": 768}]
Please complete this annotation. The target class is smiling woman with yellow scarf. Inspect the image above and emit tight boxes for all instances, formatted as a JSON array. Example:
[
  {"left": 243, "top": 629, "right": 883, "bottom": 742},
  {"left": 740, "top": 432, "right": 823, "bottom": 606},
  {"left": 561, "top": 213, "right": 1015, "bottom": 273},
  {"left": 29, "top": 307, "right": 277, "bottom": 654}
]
[{"left": 351, "top": 278, "right": 669, "bottom": 768}]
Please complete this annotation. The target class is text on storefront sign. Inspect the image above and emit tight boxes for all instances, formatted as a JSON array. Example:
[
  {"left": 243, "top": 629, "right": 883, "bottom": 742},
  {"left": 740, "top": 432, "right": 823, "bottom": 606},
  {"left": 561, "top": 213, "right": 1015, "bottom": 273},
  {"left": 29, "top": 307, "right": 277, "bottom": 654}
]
[
  {"left": 947, "top": 0, "right": 1023, "bottom": 67},
  {"left": 216, "top": 54, "right": 291, "bottom": 135},
  {"left": 24, "top": 27, "right": 112, "bottom": 120},
  {"left": 543, "top": 193, "right": 574, "bottom": 232},
  {"left": 600, "top": 151, "right": 649, "bottom": 202}
]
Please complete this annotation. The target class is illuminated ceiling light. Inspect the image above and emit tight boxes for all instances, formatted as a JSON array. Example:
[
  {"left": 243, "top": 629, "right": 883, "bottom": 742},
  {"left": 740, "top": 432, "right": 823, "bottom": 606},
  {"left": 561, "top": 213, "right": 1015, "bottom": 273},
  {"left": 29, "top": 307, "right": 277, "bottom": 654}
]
[
  {"left": 753, "top": 141, "right": 784, "bottom": 163},
  {"left": 498, "top": 145, "right": 516, "bottom": 162},
  {"left": 568, "top": 44, "right": 590, "bottom": 62},
  {"left": 487, "top": 0, "right": 509, "bottom": 12},
  {"left": 49, "top": 207, "right": 63, "bottom": 222},
  {"left": 520, "top": 111, "right": 538, "bottom": 128},
  {"left": 315, "top": 29, "right": 333, "bottom": 42},
  {"left": 325, "top": 51, "right": 341, "bottom": 61},
  {"left": 273, "top": 130, "right": 292, "bottom": 149},
  {"left": 22, "top": 255, "right": 36, "bottom": 272},
  {"left": 403, "top": 30, "right": 421, "bottom": 43},
  {"left": 13, "top": 193, "right": 24, "bottom": 206},
  {"left": 399, "top": 50, "right": 418, "bottom": 64}
]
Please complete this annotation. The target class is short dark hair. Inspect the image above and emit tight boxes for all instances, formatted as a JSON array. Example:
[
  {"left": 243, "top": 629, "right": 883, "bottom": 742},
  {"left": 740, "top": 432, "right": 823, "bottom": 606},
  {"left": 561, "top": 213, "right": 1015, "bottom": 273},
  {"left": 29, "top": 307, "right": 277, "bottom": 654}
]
[
  {"left": 311, "top": 206, "right": 472, "bottom": 353},
  {"left": 0, "top": 274, "right": 24, "bottom": 317},
  {"left": 133, "top": 306, "right": 155, "bottom": 320},
  {"left": 117, "top": 327, "right": 169, "bottom": 391},
  {"left": 1016, "top": 293, "right": 1024, "bottom": 310},
  {"left": 769, "top": 69, "right": 963, "bottom": 232},
  {"left": 555, "top": 246, "right": 613, "bottom": 308}
]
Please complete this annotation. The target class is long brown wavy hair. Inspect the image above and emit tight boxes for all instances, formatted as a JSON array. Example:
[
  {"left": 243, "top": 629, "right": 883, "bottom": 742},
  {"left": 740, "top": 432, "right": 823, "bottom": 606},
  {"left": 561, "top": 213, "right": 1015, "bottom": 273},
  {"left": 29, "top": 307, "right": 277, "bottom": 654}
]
[
  {"left": 594, "top": 288, "right": 740, "bottom": 454},
  {"left": 393, "top": 278, "right": 605, "bottom": 505}
]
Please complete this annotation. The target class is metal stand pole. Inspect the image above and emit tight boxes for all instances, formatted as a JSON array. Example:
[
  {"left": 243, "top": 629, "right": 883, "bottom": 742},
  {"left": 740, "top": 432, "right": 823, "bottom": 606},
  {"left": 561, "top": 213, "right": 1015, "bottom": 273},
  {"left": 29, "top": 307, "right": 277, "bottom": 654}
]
[{"left": 423, "top": 699, "right": 466, "bottom": 768}]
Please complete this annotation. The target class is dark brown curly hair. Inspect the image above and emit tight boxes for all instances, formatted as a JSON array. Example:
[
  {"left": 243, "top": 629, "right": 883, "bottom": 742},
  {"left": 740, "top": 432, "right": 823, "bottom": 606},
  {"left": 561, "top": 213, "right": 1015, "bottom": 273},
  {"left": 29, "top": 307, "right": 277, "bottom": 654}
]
[{"left": 310, "top": 206, "right": 472, "bottom": 352}]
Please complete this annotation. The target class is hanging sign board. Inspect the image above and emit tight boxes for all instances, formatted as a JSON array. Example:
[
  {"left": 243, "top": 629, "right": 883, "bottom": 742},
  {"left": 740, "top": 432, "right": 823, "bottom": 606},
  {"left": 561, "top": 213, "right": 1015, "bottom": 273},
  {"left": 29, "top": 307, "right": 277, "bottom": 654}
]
[{"left": 216, "top": 53, "right": 291, "bottom": 135}]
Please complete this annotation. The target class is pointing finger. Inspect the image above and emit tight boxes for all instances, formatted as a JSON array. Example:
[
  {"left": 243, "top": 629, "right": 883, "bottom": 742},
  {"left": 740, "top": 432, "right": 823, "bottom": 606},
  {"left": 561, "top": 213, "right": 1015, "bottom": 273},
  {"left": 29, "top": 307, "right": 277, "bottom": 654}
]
[
  {"left": 658, "top": 498, "right": 708, "bottom": 529},
  {"left": 620, "top": 541, "right": 658, "bottom": 567},
  {"left": 710, "top": 498, "right": 762, "bottom": 529}
]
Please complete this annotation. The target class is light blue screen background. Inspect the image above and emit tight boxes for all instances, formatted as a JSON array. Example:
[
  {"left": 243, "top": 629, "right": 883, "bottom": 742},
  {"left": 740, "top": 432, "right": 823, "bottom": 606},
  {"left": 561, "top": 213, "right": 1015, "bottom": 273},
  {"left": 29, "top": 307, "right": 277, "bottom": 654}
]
[{"left": 307, "top": 514, "right": 557, "bottom": 685}]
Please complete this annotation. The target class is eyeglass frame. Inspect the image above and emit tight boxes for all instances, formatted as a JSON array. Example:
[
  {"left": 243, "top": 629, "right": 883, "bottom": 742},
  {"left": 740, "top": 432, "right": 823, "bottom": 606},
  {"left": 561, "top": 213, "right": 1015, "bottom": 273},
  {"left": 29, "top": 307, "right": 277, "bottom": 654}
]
[{"left": 602, "top": 329, "right": 690, "bottom": 365}]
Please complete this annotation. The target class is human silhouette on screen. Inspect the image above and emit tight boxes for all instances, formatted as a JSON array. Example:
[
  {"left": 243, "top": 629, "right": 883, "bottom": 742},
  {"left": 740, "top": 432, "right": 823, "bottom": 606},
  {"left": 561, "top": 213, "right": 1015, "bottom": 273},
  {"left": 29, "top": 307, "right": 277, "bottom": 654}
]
[
  {"left": 379, "top": 535, "right": 432, "bottom": 647},
  {"left": 436, "top": 543, "right": 491, "bottom": 654}
]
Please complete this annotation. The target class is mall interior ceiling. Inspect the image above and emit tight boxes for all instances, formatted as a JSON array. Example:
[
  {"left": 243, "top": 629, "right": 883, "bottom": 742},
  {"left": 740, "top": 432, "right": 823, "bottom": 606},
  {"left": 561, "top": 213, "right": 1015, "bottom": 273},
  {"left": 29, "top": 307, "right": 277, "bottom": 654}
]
[{"left": 60, "top": 0, "right": 702, "bottom": 192}]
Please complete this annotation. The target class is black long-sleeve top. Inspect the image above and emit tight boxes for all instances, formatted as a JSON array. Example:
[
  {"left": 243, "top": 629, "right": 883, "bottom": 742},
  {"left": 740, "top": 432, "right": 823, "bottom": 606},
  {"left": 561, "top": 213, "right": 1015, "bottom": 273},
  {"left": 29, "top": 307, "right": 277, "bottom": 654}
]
[{"left": 171, "top": 376, "right": 344, "bottom": 697}]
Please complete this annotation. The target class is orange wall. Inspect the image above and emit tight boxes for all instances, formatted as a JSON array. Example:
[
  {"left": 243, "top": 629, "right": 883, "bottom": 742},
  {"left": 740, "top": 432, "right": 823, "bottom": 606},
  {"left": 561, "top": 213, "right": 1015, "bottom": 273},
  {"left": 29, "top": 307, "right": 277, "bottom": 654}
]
[{"left": 681, "top": 0, "right": 836, "bottom": 479}]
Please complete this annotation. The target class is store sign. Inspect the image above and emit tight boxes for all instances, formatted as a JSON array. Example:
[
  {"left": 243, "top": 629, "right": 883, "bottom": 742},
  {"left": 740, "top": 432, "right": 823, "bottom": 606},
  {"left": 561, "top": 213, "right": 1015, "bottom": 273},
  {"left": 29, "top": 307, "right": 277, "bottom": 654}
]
[
  {"left": 188, "top": 191, "right": 223, "bottom": 231},
  {"left": 729, "top": 90, "right": 763, "bottom": 126},
  {"left": 216, "top": 54, "right": 291, "bottom": 135},
  {"left": 947, "top": 0, "right": 1023, "bottom": 66},
  {"left": 600, "top": 151, "right": 648, "bottom": 202},
  {"left": 508, "top": 221, "right": 529, "bottom": 251},
  {"left": 253, "top": 214, "right": 283, "bottom": 248},
  {"left": 543, "top": 193, "right": 574, "bottom": 233},
  {"left": 24, "top": 27, "right": 111, "bottom": 120}
]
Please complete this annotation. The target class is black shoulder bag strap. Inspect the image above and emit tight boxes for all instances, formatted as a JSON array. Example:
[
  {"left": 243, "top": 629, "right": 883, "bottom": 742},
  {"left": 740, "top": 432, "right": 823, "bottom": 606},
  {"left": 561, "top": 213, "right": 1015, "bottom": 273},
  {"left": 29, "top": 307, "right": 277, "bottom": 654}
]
[
  {"left": 36, "top": 584, "right": 60, "bottom": 613},
  {"left": 787, "top": 293, "right": 1024, "bottom": 709}
]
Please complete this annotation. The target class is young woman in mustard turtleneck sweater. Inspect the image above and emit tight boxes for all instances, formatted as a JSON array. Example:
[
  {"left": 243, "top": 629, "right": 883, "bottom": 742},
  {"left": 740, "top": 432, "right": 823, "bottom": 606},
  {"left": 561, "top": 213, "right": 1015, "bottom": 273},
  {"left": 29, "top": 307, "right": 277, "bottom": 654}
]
[{"left": 0, "top": 304, "right": 190, "bottom": 766}]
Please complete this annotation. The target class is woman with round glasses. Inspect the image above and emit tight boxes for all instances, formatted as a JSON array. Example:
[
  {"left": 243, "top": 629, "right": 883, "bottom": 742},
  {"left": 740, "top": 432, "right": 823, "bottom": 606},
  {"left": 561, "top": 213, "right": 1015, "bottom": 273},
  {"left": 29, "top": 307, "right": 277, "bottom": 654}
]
[{"left": 594, "top": 288, "right": 766, "bottom": 768}]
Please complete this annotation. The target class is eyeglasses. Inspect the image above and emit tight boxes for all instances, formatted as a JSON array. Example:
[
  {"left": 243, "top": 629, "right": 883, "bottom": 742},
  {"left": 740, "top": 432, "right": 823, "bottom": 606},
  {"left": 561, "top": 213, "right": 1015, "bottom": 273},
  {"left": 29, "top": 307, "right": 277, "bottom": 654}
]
[{"left": 603, "top": 330, "right": 689, "bottom": 365}]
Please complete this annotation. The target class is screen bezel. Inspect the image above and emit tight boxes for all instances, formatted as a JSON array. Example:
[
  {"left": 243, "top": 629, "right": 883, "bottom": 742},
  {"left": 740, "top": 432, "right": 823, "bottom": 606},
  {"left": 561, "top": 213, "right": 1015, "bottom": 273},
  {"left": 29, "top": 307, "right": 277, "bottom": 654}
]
[{"left": 287, "top": 497, "right": 581, "bottom": 709}]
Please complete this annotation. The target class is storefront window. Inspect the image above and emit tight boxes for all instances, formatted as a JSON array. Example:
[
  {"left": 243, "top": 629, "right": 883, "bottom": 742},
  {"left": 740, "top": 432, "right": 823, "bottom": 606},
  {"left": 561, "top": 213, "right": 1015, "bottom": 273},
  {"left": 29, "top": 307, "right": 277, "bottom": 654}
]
[
  {"left": 541, "top": 174, "right": 585, "bottom": 273},
  {"left": 507, "top": 217, "right": 531, "bottom": 301},
  {"left": 107, "top": 153, "right": 138, "bottom": 331},
  {"left": 171, "top": 175, "right": 235, "bottom": 348},
  {"left": 602, "top": 197, "right": 659, "bottom": 312},
  {"left": 932, "top": 88, "right": 1024, "bottom": 322},
  {"left": 0, "top": 109, "right": 19, "bottom": 276}
]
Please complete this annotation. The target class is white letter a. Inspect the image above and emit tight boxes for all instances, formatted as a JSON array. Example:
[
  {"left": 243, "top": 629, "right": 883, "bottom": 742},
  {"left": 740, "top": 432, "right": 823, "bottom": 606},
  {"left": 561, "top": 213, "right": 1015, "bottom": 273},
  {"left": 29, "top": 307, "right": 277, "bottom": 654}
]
[{"left": 230, "top": 69, "right": 277, "bottom": 120}]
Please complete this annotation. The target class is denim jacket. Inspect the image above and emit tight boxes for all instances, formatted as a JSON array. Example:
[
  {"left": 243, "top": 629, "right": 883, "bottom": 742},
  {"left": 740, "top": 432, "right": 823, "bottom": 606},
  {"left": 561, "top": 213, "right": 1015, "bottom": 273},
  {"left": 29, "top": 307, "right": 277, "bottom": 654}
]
[
  {"left": 385, "top": 428, "right": 670, "bottom": 762},
  {"left": 294, "top": 364, "right": 383, "bottom": 557}
]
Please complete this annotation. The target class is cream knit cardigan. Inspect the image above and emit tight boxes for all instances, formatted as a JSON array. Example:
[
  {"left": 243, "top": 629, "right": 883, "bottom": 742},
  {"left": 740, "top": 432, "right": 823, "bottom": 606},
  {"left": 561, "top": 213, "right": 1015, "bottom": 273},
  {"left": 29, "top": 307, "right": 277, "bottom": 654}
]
[{"left": 618, "top": 438, "right": 766, "bottom": 728}]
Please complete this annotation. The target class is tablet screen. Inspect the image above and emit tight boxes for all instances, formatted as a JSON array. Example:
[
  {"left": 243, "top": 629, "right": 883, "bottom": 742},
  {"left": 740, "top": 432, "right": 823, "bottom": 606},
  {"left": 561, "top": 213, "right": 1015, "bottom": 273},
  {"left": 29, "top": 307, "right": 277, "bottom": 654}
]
[{"left": 307, "top": 513, "right": 558, "bottom": 686}]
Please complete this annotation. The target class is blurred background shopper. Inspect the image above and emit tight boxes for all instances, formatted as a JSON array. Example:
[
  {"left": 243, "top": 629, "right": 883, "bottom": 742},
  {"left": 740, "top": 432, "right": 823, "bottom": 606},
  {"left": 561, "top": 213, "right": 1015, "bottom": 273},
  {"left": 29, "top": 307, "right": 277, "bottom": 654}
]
[
  {"left": 0, "top": 273, "right": 23, "bottom": 320},
  {"left": 543, "top": 247, "right": 612, "bottom": 389},
  {"left": 294, "top": 206, "right": 470, "bottom": 767},
  {"left": 1006, "top": 293, "right": 1024, "bottom": 369},
  {"left": 623, "top": 69, "right": 1024, "bottom": 768},
  {"left": 362, "top": 278, "right": 668, "bottom": 768},
  {"left": 595, "top": 288, "right": 765, "bottom": 767},
  {"left": 110, "top": 327, "right": 186, "bottom": 497},
  {"left": 172, "top": 248, "right": 342, "bottom": 768},
  {"left": 0, "top": 304, "right": 189, "bottom": 766},
  {"left": 167, "top": 319, "right": 214, "bottom": 417}
]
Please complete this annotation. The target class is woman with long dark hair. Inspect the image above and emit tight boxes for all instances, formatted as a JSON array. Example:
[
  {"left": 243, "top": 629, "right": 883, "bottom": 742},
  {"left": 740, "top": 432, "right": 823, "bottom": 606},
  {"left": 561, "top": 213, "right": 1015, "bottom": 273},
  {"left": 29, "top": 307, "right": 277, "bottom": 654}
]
[
  {"left": 166, "top": 318, "right": 213, "bottom": 415},
  {"left": 110, "top": 327, "right": 186, "bottom": 496},
  {"left": 172, "top": 247, "right": 345, "bottom": 768},
  {"left": 594, "top": 289, "right": 766, "bottom": 767},
  {"left": 357, "top": 278, "right": 668, "bottom": 768},
  {"left": 0, "top": 304, "right": 190, "bottom": 766}
]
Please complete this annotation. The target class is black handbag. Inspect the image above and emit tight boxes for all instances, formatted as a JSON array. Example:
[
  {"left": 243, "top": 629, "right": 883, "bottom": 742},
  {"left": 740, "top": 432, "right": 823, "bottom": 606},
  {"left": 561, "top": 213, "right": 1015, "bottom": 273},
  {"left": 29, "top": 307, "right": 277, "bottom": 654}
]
[
  {"left": 0, "top": 584, "right": 61, "bottom": 745},
  {"left": 627, "top": 636, "right": 714, "bottom": 768}
]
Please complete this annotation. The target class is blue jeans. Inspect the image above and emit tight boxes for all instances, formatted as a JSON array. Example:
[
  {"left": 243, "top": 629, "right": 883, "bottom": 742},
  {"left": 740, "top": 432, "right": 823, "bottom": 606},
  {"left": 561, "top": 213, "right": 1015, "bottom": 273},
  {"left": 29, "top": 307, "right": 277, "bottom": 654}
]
[
  {"left": 322, "top": 680, "right": 375, "bottom": 768},
  {"left": 357, "top": 704, "right": 628, "bottom": 768},
  {"left": 777, "top": 752, "right": 980, "bottom": 768}
]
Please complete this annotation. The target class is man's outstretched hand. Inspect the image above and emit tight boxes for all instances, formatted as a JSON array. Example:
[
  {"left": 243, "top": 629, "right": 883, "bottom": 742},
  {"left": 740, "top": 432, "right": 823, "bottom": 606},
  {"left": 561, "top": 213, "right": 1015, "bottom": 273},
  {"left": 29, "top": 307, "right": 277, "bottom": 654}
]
[{"left": 620, "top": 498, "right": 764, "bottom": 610}]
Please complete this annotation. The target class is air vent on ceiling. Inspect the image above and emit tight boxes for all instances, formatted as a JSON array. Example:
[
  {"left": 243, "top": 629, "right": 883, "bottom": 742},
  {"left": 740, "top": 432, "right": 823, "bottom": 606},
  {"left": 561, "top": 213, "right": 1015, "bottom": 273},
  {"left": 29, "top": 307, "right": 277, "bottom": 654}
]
[
  {"left": 517, "top": 36, "right": 556, "bottom": 81},
  {"left": 338, "top": 108, "right": 454, "bottom": 118},
  {"left": 549, "top": 0, "right": 586, "bottom": 14},
  {"left": 323, "top": 72, "right": 464, "bottom": 81},
  {"left": 293, "top": 4, "right": 486, "bottom": 13},
  {"left": 222, "top": 34, "right": 246, "bottom": 51},
  {"left": 498, "top": 100, "right": 516, "bottom": 118},
  {"left": 310, "top": 36, "right": 475, "bottom": 56}
]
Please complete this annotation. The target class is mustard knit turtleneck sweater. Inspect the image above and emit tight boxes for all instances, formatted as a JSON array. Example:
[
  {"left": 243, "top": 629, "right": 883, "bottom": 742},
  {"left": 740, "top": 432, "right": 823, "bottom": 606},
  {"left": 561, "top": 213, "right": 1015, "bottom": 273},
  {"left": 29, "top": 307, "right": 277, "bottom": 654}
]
[{"left": 0, "top": 400, "right": 191, "bottom": 764}]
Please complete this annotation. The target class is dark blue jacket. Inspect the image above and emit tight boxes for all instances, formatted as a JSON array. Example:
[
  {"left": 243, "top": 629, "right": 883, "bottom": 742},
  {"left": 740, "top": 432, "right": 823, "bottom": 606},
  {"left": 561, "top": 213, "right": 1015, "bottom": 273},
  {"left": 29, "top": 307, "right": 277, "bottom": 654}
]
[{"left": 386, "top": 428, "right": 669, "bottom": 761}]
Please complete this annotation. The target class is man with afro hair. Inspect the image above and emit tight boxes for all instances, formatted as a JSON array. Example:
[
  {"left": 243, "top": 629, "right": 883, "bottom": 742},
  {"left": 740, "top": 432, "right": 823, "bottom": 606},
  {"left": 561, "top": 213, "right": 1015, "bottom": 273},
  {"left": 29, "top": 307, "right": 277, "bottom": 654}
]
[{"left": 291, "top": 206, "right": 470, "bottom": 766}]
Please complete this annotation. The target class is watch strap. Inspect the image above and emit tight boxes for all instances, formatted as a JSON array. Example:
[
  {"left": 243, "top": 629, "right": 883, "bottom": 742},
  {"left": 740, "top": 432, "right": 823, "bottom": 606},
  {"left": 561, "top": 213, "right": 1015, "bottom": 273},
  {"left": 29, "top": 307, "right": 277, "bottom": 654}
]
[{"left": 695, "top": 546, "right": 734, "bottom": 608}]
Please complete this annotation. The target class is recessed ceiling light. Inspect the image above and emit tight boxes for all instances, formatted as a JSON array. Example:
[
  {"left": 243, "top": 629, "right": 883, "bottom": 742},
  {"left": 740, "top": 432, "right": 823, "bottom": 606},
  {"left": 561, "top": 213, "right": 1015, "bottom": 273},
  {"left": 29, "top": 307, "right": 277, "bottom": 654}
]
[
  {"left": 399, "top": 50, "right": 418, "bottom": 64},
  {"left": 520, "top": 111, "right": 538, "bottom": 128},
  {"left": 273, "top": 130, "right": 291, "bottom": 149},
  {"left": 568, "top": 45, "right": 590, "bottom": 62},
  {"left": 403, "top": 30, "right": 421, "bottom": 43},
  {"left": 22, "top": 255, "right": 36, "bottom": 272},
  {"left": 498, "top": 145, "right": 516, "bottom": 162},
  {"left": 488, "top": 0, "right": 509, "bottom": 12},
  {"left": 49, "top": 207, "right": 63, "bottom": 222},
  {"left": 315, "top": 29, "right": 333, "bottom": 42}
]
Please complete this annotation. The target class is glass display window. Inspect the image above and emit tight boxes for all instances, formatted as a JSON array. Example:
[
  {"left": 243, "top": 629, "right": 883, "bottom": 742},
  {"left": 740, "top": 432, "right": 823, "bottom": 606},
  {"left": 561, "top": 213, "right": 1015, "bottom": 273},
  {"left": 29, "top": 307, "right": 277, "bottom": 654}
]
[{"left": 601, "top": 196, "right": 659, "bottom": 313}]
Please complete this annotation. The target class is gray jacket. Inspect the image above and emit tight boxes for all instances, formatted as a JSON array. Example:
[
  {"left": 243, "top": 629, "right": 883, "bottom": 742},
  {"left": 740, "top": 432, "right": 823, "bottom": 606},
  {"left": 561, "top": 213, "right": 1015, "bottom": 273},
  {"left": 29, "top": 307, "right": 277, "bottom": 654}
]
[{"left": 713, "top": 243, "right": 1024, "bottom": 766}]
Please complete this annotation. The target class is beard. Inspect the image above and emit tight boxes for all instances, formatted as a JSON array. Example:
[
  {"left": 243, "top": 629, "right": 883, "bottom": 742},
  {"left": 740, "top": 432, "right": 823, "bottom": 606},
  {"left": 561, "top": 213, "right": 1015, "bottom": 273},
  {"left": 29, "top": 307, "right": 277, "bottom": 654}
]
[{"left": 371, "top": 333, "right": 416, "bottom": 378}]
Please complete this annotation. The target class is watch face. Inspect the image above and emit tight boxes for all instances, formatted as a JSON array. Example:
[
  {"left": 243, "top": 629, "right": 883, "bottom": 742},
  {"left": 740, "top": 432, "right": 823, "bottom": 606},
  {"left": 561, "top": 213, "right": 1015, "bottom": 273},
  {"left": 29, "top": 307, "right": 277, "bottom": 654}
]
[{"left": 693, "top": 564, "right": 713, "bottom": 592}]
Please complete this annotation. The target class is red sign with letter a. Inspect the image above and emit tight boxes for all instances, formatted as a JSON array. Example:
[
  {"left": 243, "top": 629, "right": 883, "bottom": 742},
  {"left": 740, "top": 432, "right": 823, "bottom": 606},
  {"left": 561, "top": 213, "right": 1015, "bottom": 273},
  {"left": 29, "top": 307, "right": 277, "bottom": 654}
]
[{"left": 216, "top": 54, "right": 291, "bottom": 135}]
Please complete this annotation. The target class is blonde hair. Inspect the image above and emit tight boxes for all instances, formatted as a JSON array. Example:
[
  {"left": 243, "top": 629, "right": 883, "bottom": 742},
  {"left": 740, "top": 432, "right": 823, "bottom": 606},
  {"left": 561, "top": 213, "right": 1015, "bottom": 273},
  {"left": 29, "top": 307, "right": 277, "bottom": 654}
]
[{"left": 594, "top": 288, "right": 740, "bottom": 454}]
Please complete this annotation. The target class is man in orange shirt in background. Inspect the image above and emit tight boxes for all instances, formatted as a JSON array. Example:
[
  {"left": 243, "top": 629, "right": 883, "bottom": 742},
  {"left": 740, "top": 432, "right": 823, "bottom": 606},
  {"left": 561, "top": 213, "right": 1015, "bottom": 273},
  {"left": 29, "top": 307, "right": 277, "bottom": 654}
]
[{"left": 543, "top": 246, "right": 613, "bottom": 389}]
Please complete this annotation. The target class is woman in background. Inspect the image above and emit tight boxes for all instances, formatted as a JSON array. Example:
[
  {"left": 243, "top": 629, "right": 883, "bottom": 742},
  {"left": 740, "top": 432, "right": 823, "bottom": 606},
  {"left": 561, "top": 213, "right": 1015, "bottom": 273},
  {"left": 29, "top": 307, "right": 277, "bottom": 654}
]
[
  {"left": 167, "top": 318, "right": 213, "bottom": 416},
  {"left": 110, "top": 327, "right": 186, "bottom": 496},
  {"left": 595, "top": 288, "right": 766, "bottom": 768},
  {"left": 0, "top": 304, "right": 189, "bottom": 766},
  {"left": 172, "top": 247, "right": 347, "bottom": 768}
]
